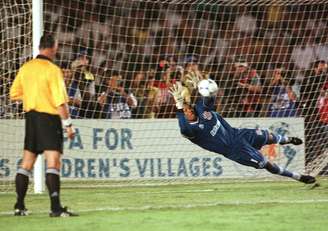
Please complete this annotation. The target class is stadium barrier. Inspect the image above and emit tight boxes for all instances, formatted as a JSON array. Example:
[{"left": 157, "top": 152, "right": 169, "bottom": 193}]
[{"left": 0, "top": 118, "right": 304, "bottom": 181}]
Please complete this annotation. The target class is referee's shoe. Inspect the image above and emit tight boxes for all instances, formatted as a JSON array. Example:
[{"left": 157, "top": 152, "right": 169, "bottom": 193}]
[
  {"left": 49, "top": 206, "right": 79, "bottom": 217},
  {"left": 14, "top": 208, "right": 29, "bottom": 216}
]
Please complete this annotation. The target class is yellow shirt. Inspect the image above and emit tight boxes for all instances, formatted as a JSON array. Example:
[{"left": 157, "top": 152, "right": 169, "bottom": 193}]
[{"left": 10, "top": 55, "right": 68, "bottom": 115}]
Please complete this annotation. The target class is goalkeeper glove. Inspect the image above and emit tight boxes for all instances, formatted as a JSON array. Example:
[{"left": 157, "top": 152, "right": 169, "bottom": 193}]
[
  {"left": 169, "top": 82, "right": 184, "bottom": 109},
  {"left": 185, "top": 71, "right": 200, "bottom": 90}
]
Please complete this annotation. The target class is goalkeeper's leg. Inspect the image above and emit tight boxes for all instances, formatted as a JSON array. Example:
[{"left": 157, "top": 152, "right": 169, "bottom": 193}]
[
  {"left": 264, "top": 161, "right": 316, "bottom": 184},
  {"left": 261, "top": 134, "right": 316, "bottom": 183},
  {"left": 232, "top": 144, "right": 316, "bottom": 184},
  {"left": 266, "top": 133, "right": 303, "bottom": 146}
]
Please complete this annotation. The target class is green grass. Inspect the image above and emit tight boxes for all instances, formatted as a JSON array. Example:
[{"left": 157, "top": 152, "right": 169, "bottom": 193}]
[{"left": 1, "top": 179, "right": 328, "bottom": 231}]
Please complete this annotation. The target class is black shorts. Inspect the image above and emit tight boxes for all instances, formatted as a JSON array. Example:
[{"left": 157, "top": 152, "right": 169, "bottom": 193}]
[{"left": 24, "top": 110, "right": 63, "bottom": 154}]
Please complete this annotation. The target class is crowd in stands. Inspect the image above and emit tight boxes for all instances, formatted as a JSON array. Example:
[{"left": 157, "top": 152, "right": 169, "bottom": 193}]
[
  {"left": 0, "top": 1, "right": 327, "bottom": 121},
  {"left": 39, "top": 1, "right": 327, "bottom": 120}
]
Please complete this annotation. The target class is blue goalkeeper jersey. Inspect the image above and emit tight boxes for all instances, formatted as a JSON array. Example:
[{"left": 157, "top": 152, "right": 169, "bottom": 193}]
[{"left": 177, "top": 98, "right": 240, "bottom": 156}]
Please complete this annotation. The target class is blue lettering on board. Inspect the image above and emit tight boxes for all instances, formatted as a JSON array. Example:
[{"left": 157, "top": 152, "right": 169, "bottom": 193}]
[
  {"left": 105, "top": 128, "right": 118, "bottom": 150},
  {"left": 190, "top": 157, "right": 200, "bottom": 177},
  {"left": 0, "top": 159, "right": 10, "bottom": 177},
  {"left": 213, "top": 157, "right": 223, "bottom": 176},
  {"left": 202, "top": 158, "right": 211, "bottom": 176},
  {"left": 93, "top": 128, "right": 103, "bottom": 149},
  {"left": 136, "top": 159, "right": 148, "bottom": 177},
  {"left": 121, "top": 128, "right": 133, "bottom": 150},
  {"left": 61, "top": 159, "right": 72, "bottom": 177},
  {"left": 99, "top": 158, "right": 110, "bottom": 177},
  {"left": 177, "top": 158, "right": 187, "bottom": 177},
  {"left": 119, "top": 158, "right": 130, "bottom": 177},
  {"left": 87, "top": 159, "right": 96, "bottom": 178},
  {"left": 75, "top": 158, "right": 85, "bottom": 177}
]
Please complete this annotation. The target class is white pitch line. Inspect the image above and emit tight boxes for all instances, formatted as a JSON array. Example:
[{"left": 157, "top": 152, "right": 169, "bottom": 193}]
[
  {"left": 0, "top": 189, "right": 220, "bottom": 196},
  {"left": 95, "top": 189, "right": 217, "bottom": 195},
  {"left": 1, "top": 199, "right": 328, "bottom": 216}
]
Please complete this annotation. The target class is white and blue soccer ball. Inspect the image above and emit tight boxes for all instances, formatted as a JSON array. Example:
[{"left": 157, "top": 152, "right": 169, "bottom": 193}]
[{"left": 197, "top": 79, "right": 218, "bottom": 97}]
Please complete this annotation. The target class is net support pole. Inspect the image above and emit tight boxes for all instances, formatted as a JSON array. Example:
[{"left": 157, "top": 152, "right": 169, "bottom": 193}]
[{"left": 32, "top": 0, "right": 44, "bottom": 194}]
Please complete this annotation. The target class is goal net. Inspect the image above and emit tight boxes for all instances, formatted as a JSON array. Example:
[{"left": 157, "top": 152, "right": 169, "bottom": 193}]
[{"left": 1, "top": 0, "right": 328, "bottom": 192}]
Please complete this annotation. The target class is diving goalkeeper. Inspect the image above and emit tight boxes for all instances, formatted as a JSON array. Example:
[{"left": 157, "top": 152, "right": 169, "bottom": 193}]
[{"left": 169, "top": 81, "right": 316, "bottom": 184}]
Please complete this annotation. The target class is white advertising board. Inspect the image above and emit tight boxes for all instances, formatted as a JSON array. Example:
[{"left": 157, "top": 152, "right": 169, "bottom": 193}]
[{"left": 0, "top": 118, "right": 304, "bottom": 180}]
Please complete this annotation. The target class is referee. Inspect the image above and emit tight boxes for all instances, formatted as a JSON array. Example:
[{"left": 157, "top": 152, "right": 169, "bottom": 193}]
[{"left": 10, "top": 34, "right": 78, "bottom": 217}]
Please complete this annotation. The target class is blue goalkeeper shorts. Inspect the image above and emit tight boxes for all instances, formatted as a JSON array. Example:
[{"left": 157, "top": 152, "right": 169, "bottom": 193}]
[
  {"left": 224, "top": 128, "right": 269, "bottom": 169},
  {"left": 226, "top": 143, "right": 268, "bottom": 169},
  {"left": 237, "top": 128, "right": 269, "bottom": 150}
]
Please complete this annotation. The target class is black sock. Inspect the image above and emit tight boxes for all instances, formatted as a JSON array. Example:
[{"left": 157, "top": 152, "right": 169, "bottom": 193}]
[
  {"left": 46, "top": 168, "right": 62, "bottom": 212},
  {"left": 15, "top": 169, "right": 30, "bottom": 209}
]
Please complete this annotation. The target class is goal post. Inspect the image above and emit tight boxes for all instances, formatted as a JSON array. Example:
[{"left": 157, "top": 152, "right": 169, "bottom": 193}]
[
  {"left": 32, "top": 0, "right": 44, "bottom": 194},
  {"left": 1, "top": 0, "right": 328, "bottom": 193}
]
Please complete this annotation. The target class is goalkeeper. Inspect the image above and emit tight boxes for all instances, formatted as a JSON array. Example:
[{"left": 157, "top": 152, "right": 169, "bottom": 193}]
[{"left": 169, "top": 78, "right": 316, "bottom": 184}]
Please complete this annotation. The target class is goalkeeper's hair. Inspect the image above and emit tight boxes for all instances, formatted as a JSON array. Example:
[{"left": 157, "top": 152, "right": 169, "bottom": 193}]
[
  {"left": 39, "top": 34, "right": 56, "bottom": 50},
  {"left": 183, "top": 103, "right": 197, "bottom": 115}
]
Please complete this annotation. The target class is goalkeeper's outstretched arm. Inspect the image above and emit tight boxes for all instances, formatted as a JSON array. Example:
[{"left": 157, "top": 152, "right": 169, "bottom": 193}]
[
  {"left": 169, "top": 82, "right": 197, "bottom": 139},
  {"left": 195, "top": 96, "right": 216, "bottom": 114},
  {"left": 176, "top": 109, "right": 196, "bottom": 139}
]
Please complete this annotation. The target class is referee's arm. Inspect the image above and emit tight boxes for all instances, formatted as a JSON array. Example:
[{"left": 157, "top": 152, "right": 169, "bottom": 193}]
[
  {"left": 57, "top": 103, "right": 75, "bottom": 140},
  {"left": 10, "top": 70, "right": 24, "bottom": 101},
  {"left": 50, "top": 68, "right": 75, "bottom": 139}
]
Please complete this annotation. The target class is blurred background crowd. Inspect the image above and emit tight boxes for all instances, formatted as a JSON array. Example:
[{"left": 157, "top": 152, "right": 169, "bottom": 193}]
[
  {"left": 1, "top": 0, "right": 327, "bottom": 122},
  {"left": 0, "top": 0, "right": 327, "bottom": 121},
  {"left": 0, "top": 0, "right": 327, "bottom": 169}
]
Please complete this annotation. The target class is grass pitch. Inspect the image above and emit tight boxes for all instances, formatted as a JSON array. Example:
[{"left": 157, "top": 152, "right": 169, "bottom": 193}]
[{"left": 0, "top": 179, "right": 327, "bottom": 231}]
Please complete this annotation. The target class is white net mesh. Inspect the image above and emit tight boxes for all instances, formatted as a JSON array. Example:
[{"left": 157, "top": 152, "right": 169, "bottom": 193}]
[
  {"left": 0, "top": 0, "right": 32, "bottom": 191},
  {"left": 1, "top": 0, "right": 328, "bottom": 191}
]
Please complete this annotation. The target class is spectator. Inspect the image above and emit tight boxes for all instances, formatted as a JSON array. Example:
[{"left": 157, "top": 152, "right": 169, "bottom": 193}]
[
  {"left": 263, "top": 31, "right": 292, "bottom": 68},
  {"left": 153, "top": 58, "right": 186, "bottom": 118},
  {"left": 130, "top": 70, "right": 160, "bottom": 118},
  {"left": 68, "top": 49, "right": 97, "bottom": 118},
  {"left": 130, "top": 71, "right": 148, "bottom": 118},
  {"left": 75, "top": 11, "right": 109, "bottom": 55},
  {"left": 317, "top": 86, "right": 328, "bottom": 145},
  {"left": 233, "top": 57, "right": 262, "bottom": 117},
  {"left": 263, "top": 66, "right": 297, "bottom": 117},
  {"left": 62, "top": 68, "right": 73, "bottom": 88},
  {"left": 314, "top": 35, "right": 328, "bottom": 64},
  {"left": 299, "top": 60, "right": 328, "bottom": 117},
  {"left": 153, "top": 68, "right": 176, "bottom": 118},
  {"left": 306, "top": 69, "right": 328, "bottom": 172},
  {"left": 199, "top": 32, "right": 229, "bottom": 69},
  {"left": 98, "top": 71, "right": 137, "bottom": 119},
  {"left": 299, "top": 60, "right": 328, "bottom": 165},
  {"left": 265, "top": 5, "right": 284, "bottom": 28},
  {"left": 233, "top": 6, "right": 258, "bottom": 36},
  {"left": 290, "top": 31, "right": 317, "bottom": 71}
]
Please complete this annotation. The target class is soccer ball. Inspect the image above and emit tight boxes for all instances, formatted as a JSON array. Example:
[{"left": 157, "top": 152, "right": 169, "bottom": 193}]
[{"left": 197, "top": 79, "right": 218, "bottom": 97}]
